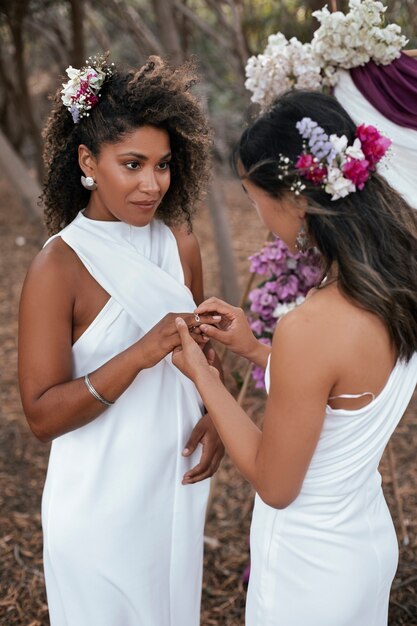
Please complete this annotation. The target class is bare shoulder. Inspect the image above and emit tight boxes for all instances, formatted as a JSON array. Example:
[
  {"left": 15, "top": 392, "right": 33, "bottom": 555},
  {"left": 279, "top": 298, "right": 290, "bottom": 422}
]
[
  {"left": 274, "top": 292, "right": 330, "bottom": 356},
  {"left": 275, "top": 284, "right": 393, "bottom": 368},
  {"left": 22, "top": 236, "right": 81, "bottom": 303},
  {"left": 169, "top": 224, "right": 203, "bottom": 299},
  {"left": 169, "top": 224, "right": 201, "bottom": 260}
]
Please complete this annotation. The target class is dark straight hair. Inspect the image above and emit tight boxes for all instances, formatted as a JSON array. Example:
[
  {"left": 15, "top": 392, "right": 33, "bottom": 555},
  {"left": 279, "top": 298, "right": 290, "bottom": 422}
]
[{"left": 234, "top": 90, "right": 417, "bottom": 362}]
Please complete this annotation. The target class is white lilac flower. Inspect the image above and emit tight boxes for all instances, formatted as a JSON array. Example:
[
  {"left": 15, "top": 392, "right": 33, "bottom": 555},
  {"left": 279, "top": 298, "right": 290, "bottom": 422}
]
[
  {"left": 272, "top": 296, "right": 306, "bottom": 319},
  {"left": 245, "top": 32, "right": 322, "bottom": 109},
  {"left": 345, "top": 138, "right": 365, "bottom": 161},
  {"left": 325, "top": 167, "right": 356, "bottom": 200},
  {"left": 329, "top": 134, "right": 349, "bottom": 155},
  {"left": 311, "top": 0, "right": 407, "bottom": 77}
]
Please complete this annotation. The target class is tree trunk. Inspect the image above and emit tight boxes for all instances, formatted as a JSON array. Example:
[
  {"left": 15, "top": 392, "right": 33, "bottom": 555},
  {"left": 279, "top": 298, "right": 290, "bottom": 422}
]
[
  {"left": 105, "top": 0, "right": 164, "bottom": 58},
  {"left": 0, "top": 129, "right": 42, "bottom": 221},
  {"left": 69, "top": 0, "right": 85, "bottom": 67},
  {"left": 206, "top": 171, "right": 240, "bottom": 305},
  {"left": 151, "top": 0, "right": 184, "bottom": 65},
  {"left": 7, "top": 6, "right": 44, "bottom": 180}
]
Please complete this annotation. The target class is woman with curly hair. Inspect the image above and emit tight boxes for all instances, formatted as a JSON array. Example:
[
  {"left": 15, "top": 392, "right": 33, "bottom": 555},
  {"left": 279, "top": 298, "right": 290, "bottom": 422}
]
[
  {"left": 18, "top": 55, "right": 224, "bottom": 626},
  {"left": 172, "top": 90, "right": 417, "bottom": 625}
]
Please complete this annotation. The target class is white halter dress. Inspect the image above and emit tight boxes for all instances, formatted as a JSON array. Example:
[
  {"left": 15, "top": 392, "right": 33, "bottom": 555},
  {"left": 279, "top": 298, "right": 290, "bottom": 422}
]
[
  {"left": 246, "top": 353, "right": 417, "bottom": 626},
  {"left": 42, "top": 212, "right": 210, "bottom": 626}
]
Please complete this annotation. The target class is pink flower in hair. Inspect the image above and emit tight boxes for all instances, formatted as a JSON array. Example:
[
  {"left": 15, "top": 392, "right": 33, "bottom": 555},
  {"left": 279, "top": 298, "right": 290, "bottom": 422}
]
[
  {"left": 342, "top": 157, "right": 370, "bottom": 190},
  {"left": 295, "top": 153, "right": 327, "bottom": 184},
  {"left": 356, "top": 124, "right": 392, "bottom": 167}
]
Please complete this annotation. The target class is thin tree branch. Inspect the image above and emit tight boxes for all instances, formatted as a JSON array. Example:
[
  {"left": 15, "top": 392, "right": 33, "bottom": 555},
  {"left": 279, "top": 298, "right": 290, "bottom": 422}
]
[
  {"left": 84, "top": 5, "right": 112, "bottom": 54},
  {"left": 152, "top": 0, "right": 184, "bottom": 64},
  {"left": 204, "top": 0, "right": 235, "bottom": 34},
  {"left": 27, "top": 20, "right": 68, "bottom": 68},
  {"left": 105, "top": 0, "right": 164, "bottom": 57},
  {"left": 173, "top": 0, "right": 233, "bottom": 54}
]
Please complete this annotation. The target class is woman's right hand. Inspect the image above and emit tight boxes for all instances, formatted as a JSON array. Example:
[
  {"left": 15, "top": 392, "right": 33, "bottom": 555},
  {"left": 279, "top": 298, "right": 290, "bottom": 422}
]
[
  {"left": 195, "top": 297, "right": 270, "bottom": 367},
  {"left": 138, "top": 312, "right": 221, "bottom": 369}
]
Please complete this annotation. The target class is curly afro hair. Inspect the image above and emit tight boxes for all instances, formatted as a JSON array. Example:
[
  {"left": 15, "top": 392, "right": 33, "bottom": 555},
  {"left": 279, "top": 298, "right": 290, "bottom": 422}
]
[{"left": 41, "top": 56, "right": 212, "bottom": 235}]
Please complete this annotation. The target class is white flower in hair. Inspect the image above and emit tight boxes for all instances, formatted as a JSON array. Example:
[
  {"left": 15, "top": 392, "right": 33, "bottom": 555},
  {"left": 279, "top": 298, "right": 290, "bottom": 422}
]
[
  {"left": 345, "top": 138, "right": 366, "bottom": 161},
  {"left": 61, "top": 55, "right": 113, "bottom": 124},
  {"left": 325, "top": 167, "right": 356, "bottom": 200},
  {"left": 329, "top": 134, "right": 348, "bottom": 155}
]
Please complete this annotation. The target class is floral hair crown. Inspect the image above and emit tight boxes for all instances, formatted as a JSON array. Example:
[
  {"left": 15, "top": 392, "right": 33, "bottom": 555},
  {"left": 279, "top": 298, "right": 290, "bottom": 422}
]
[
  {"left": 277, "top": 118, "right": 392, "bottom": 201},
  {"left": 61, "top": 54, "right": 114, "bottom": 124}
]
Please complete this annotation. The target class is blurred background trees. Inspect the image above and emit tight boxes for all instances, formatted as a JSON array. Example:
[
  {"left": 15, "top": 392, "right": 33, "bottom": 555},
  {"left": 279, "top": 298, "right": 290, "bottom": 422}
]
[
  {"left": 0, "top": 0, "right": 416, "bottom": 299},
  {"left": 1, "top": 0, "right": 416, "bottom": 183}
]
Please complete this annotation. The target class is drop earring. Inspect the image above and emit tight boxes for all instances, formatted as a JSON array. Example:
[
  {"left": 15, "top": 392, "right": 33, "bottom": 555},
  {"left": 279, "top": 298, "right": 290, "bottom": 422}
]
[
  {"left": 81, "top": 175, "right": 97, "bottom": 191},
  {"left": 295, "top": 223, "right": 309, "bottom": 253}
]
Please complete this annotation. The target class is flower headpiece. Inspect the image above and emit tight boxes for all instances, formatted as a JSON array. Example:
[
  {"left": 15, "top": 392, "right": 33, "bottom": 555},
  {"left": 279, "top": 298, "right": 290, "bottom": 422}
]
[
  {"left": 61, "top": 54, "right": 114, "bottom": 123},
  {"left": 277, "top": 118, "right": 391, "bottom": 201}
]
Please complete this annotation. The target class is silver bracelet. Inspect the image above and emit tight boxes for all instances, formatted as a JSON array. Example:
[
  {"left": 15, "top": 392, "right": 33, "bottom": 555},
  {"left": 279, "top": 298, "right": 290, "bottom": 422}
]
[{"left": 84, "top": 374, "right": 115, "bottom": 407}]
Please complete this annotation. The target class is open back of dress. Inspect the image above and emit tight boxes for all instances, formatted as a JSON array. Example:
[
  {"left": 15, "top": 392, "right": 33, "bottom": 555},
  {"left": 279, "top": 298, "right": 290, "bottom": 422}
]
[{"left": 246, "top": 353, "right": 417, "bottom": 626}]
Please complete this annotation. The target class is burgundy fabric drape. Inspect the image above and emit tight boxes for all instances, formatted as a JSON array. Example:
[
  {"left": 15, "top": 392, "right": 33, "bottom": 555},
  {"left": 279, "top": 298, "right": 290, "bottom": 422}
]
[{"left": 350, "top": 53, "right": 417, "bottom": 131}]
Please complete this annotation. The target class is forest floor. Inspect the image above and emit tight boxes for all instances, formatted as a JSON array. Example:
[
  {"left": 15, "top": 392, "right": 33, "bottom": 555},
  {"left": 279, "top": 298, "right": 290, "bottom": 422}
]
[{"left": 1, "top": 172, "right": 417, "bottom": 625}]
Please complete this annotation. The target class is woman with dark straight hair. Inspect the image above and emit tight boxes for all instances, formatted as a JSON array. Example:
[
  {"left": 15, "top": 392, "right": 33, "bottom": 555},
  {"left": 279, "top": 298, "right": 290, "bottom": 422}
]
[{"left": 172, "top": 90, "right": 417, "bottom": 625}]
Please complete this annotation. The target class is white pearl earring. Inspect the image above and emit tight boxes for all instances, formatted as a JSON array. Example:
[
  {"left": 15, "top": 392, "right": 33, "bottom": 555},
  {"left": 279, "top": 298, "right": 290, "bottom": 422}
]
[{"left": 81, "top": 175, "right": 97, "bottom": 191}]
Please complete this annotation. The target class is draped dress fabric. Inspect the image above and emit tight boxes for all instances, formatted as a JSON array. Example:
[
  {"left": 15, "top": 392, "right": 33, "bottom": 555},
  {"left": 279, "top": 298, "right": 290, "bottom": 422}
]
[
  {"left": 41, "top": 212, "right": 210, "bottom": 626},
  {"left": 246, "top": 353, "right": 417, "bottom": 626}
]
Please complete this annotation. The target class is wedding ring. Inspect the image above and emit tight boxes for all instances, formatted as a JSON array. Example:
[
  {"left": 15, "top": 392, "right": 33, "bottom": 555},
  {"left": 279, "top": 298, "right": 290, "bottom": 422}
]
[{"left": 194, "top": 313, "right": 200, "bottom": 323}]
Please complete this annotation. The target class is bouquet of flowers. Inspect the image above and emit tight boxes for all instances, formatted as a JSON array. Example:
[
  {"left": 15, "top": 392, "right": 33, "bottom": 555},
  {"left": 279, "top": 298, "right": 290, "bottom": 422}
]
[
  {"left": 247, "top": 239, "right": 322, "bottom": 389},
  {"left": 245, "top": 33, "right": 322, "bottom": 109},
  {"left": 312, "top": 0, "right": 408, "bottom": 85},
  {"left": 245, "top": 0, "right": 408, "bottom": 109}
]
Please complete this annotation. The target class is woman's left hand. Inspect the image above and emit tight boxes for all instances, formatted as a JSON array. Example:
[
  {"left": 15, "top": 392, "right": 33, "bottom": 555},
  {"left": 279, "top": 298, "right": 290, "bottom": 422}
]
[
  {"left": 172, "top": 317, "right": 217, "bottom": 382},
  {"left": 173, "top": 317, "right": 224, "bottom": 483},
  {"left": 182, "top": 412, "right": 225, "bottom": 484}
]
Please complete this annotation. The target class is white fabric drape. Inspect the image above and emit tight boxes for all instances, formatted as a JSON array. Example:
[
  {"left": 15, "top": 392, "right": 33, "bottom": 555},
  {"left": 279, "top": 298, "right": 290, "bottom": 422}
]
[{"left": 334, "top": 70, "right": 417, "bottom": 209}]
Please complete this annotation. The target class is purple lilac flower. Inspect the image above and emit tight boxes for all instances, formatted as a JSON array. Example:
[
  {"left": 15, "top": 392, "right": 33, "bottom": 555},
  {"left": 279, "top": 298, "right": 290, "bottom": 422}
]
[
  {"left": 299, "top": 263, "right": 321, "bottom": 284},
  {"left": 296, "top": 117, "right": 336, "bottom": 163},
  {"left": 250, "top": 319, "right": 265, "bottom": 335},
  {"left": 252, "top": 365, "right": 267, "bottom": 389},
  {"left": 296, "top": 117, "right": 318, "bottom": 138},
  {"left": 247, "top": 236, "right": 322, "bottom": 390},
  {"left": 275, "top": 274, "right": 299, "bottom": 300},
  {"left": 70, "top": 105, "right": 80, "bottom": 123}
]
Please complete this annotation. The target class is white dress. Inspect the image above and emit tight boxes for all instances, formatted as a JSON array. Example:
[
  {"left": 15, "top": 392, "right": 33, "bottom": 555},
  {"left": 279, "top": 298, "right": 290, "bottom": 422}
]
[
  {"left": 246, "top": 353, "right": 417, "bottom": 626},
  {"left": 42, "top": 212, "right": 210, "bottom": 626}
]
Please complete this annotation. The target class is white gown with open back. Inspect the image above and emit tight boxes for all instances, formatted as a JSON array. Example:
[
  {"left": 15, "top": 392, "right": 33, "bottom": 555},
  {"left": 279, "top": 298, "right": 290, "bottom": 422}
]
[
  {"left": 246, "top": 353, "right": 417, "bottom": 626},
  {"left": 42, "top": 212, "right": 210, "bottom": 626}
]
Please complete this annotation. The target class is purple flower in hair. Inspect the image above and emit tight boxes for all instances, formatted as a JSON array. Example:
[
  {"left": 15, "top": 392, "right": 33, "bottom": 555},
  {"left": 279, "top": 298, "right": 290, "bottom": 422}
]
[
  {"left": 70, "top": 105, "right": 80, "bottom": 124},
  {"left": 296, "top": 117, "right": 336, "bottom": 162}
]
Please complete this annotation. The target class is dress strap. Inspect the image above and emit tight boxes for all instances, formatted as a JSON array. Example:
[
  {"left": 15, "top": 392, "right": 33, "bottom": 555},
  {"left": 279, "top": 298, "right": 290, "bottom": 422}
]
[{"left": 328, "top": 391, "right": 376, "bottom": 401}]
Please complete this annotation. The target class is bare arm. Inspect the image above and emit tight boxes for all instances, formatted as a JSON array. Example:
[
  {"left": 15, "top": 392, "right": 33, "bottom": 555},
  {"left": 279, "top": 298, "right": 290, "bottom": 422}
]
[
  {"left": 18, "top": 241, "right": 217, "bottom": 443},
  {"left": 172, "top": 308, "right": 335, "bottom": 507}
]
